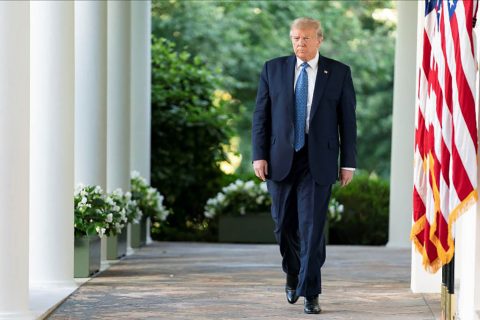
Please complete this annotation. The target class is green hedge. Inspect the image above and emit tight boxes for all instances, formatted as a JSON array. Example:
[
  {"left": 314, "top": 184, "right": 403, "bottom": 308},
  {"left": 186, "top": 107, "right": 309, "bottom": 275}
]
[
  {"left": 329, "top": 174, "right": 390, "bottom": 245},
  {"left": 150, "top": 37, "right": 234, "bottom": 241}
]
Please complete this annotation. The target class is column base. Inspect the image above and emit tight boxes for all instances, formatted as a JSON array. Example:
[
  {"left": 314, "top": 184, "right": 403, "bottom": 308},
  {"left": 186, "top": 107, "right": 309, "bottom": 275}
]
[
  {"left": 386, "top": 240, "right": 410, "bottom": 248},
  {"left": 30, "top": 280, "right": 77, "bottom": 289},
  {"left": 146, "top": 217, "right": 153, "bottom": 244},
  {"left": 30, "top": 283, "right": 78, "bottom": 320},
  {"left": 0, "top": 311, "right": 36, "bottom": 320},
  {"left": 411, "top": 245, "right": 441, "bottom": 293},
  {"left": 126, "top": 247, "right": 135, "bottom": 256},
  {"left": 126, "top": 223, "right": 134, "bottom": 255}
]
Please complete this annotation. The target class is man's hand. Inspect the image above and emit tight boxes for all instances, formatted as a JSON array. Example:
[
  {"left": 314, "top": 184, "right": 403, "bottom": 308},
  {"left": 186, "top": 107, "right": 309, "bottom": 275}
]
[
  {"left": 339, "top": 169, "right": 354, "bottom": 187},
  {"left": 253, "top": 160, "right": 268, "bottom": 181}
]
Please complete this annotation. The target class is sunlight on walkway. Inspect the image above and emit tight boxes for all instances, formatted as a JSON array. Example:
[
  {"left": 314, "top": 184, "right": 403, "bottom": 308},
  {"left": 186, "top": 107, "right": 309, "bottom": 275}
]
[{"left": 48, "top": 242, "right": 439, "bottom": 319}]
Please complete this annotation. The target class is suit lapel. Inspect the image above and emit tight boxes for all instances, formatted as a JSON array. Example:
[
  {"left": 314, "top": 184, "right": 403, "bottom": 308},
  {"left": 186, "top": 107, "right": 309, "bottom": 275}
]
[
  {"left": 286, "top": 55, "right": 296, "bottom": 121},
  {"left": 309, "top": 54, "right": 329, "bottom": 126}
]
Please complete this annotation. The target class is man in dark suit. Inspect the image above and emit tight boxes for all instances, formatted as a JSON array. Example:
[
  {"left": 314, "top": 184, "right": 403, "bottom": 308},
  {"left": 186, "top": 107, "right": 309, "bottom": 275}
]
[{"left": 251, "top": 17, "right": 356, "bottom": 314}]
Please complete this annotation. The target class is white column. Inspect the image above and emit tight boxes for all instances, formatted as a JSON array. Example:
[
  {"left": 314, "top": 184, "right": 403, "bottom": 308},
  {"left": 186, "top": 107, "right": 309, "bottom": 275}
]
[
  {"left": 107, "top": 1, "right": 131, "bottom": 192},
  {"left": 455, "top": 205, "right": 480, "bottom": 319},
  {"left": 408, "top": 0, "right": 441, "bottom": 293},
  {"left": 131, "top": 0, "right": 153, "bottom": 244},
  {"left": 105, "top": 1, "right": 132, "bottom": 257},
  {"left": 130, "top": 0, "right": 151, "bottom": 182},
  {"left": 0, "top": 2, "right": 32, "bottom": 318},
  {"left": 30, "top": 1, "right": 76, "bottom": 287},
  {"left": 74, "top": 1, "right": 108, "bottom": 188},
  {"left": 388, "top": 0, "right": 419, "bottom": 249}
]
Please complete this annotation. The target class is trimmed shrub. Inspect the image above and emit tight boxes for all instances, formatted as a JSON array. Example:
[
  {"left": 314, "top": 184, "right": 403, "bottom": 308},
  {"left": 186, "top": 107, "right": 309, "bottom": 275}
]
[{"left": 329, "top": 174, "right": 389, "bottom": 245}]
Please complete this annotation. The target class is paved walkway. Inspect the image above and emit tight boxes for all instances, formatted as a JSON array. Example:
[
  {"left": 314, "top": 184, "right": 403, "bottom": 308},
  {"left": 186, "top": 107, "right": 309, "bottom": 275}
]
[{"left": 48, "top": 242, "right": 440, "bottom": 320}]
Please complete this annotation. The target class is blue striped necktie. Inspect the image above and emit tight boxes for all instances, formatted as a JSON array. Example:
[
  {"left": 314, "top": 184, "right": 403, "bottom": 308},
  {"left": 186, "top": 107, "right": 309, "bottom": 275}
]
[{"left": 294, "top": 62, "right": 309, "bottom": 151}]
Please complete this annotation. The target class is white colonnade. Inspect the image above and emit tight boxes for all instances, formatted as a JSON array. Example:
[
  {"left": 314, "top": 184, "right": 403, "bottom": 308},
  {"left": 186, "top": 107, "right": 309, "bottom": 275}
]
[{"left": 0, "top": 1, "right": 152, "bottom": 318}]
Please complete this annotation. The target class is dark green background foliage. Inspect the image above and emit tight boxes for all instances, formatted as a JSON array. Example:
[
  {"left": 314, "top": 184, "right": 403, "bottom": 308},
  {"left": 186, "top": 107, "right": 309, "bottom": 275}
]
[
  {"left": 152, "top": 0, "right": 395, "bottom": 178},
  {"left": 329, "top": 174, "right": 390, "bottom": 245},
  {"left": 150, "top": 1, "right": 394, "bottom": 243},
  {"left": 150, "top": 37, "right": 234, "bottom": 241}
]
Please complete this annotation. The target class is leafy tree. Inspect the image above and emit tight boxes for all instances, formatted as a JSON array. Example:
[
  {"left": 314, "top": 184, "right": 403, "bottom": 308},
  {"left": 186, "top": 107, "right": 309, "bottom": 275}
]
[
  {"left": 152, "top": 0, "right": 396, "bottom": 178},
  {"left": 150, "top": 37, "right": 234, "bottom": 240}
]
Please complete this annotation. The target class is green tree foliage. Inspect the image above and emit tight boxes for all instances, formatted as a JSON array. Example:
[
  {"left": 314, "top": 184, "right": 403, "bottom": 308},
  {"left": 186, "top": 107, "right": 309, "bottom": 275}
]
[
  {"left": 152, "top": 0, "right": 396, "bottom": 178},
  {"left": 150, "top": 37, "right": 233, "bottom": 240}
]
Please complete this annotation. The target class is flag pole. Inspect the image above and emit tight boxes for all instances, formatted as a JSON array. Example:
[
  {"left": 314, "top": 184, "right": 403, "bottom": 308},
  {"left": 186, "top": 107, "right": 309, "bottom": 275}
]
[
  {"left": 447, "top": 253, "right": 455, "bottom": 320},
  {"left": 441, "top": 252, "right": 455, "bottom": 320},
  {"left": 441, "top": 264, "right": 447, "bottom": 320}
]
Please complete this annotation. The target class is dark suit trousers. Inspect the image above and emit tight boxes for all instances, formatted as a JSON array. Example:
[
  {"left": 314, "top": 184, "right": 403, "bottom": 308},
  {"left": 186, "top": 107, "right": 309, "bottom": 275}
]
[{"left": 267, "top": 140, "right": 332, "bottom": 297}]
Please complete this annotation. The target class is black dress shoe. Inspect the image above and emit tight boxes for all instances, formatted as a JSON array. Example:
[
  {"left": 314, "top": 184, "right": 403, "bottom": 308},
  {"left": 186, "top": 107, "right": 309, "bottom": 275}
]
[
  {"left": 285, "top": 274, "right": 299, "bottom": 304},
  {"left": 285, "top": 286, "right": 299, "bottom": 304},
  {"left": 304, "top": 295, "right": 321, "bottom": 314}
]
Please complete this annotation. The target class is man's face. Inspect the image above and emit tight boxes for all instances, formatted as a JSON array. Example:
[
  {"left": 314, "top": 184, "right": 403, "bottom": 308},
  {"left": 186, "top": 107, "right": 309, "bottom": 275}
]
[{"left": 290, "top": 28, "right": 322, "bottom": 62}]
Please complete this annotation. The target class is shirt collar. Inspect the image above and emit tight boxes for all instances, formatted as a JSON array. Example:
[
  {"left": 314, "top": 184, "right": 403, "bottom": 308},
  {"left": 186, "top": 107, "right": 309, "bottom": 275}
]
[{"left": 296, "top": 51, "right": 319, "bottom": 70}]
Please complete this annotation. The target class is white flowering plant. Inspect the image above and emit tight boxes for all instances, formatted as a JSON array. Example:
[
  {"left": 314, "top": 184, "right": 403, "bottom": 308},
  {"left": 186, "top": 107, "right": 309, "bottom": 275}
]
[
  {"left": 75, "top": 184, "right": 143, "bottom": 238},
  {"left": 328, "top": 198, "right": 344, "bottom": 223},
  {"left": 124, "top": 191, "right": 143, "bottom": 224},
  {"left": 74, "top": 184, "right": 110, "bottom": 238},
  {"left": 130, "top": 171, "right": 170, "bottom": 222},
  {"left": 204, "top": 179, "right": 271, "bottom": 218},
  {"left": 103, "top": 188, "right": 130, "bottom": 237}
]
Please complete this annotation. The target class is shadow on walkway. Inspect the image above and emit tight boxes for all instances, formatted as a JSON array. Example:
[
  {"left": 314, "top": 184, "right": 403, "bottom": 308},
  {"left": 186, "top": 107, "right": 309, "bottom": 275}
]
[{"left": 48, "top": 242, "right": 439, "bottom": 319}]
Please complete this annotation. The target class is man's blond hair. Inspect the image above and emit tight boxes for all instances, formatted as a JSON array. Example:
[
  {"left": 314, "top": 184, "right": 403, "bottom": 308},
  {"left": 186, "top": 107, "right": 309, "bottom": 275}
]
[{"left": 290, "top": 17, "right": 324, "bottom": 40}]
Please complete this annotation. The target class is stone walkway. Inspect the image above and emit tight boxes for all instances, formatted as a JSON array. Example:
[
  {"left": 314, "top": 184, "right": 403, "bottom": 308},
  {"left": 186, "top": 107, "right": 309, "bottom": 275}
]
[{"left": 47, "top": 242, "right": 440, "bottom": 320}]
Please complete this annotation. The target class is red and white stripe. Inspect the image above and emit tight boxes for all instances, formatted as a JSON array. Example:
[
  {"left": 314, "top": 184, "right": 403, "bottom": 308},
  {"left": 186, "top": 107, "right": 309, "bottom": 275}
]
[{"left": 412, "top": 0, "right": 478, "bottom": 272}]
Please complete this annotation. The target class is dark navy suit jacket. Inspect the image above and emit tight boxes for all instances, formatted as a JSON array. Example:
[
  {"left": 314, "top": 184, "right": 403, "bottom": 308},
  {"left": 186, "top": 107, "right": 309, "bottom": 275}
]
[{"left": 252, "top": 54, "right": 357, "bottom": 185}]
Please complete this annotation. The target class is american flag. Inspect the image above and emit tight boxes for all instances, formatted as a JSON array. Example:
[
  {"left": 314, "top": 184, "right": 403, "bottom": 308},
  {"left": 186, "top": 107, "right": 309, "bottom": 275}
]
[{"left": 412, "top": 0, "right": 478, "bottom": 272}]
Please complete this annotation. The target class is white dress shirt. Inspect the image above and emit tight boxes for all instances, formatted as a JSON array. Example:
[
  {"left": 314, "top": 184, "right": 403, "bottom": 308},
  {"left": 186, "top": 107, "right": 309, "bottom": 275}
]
[{"left": 293, "top": 51, "right": 355, "bottom": 172}]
